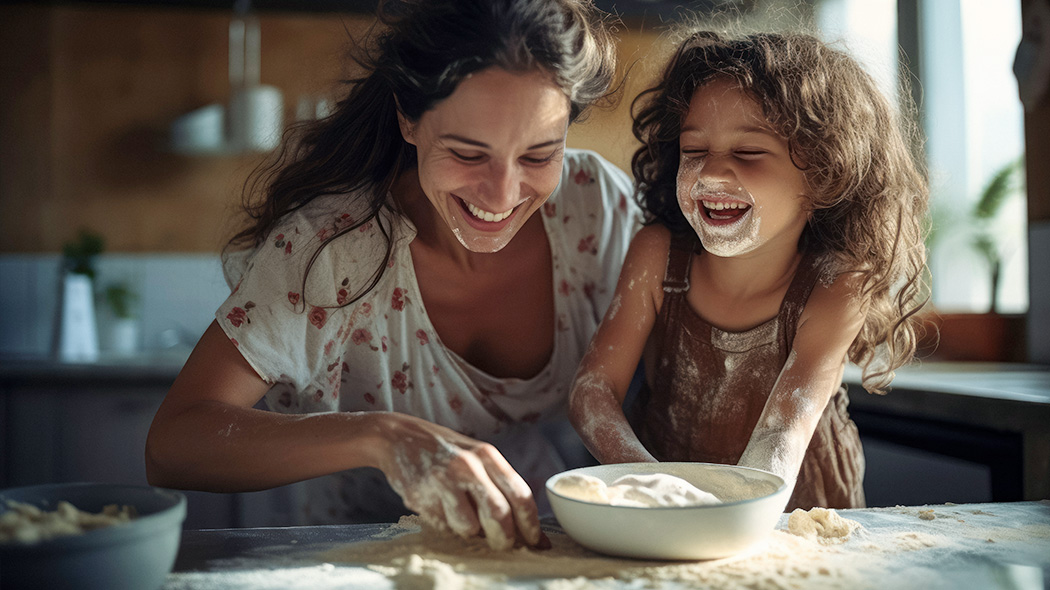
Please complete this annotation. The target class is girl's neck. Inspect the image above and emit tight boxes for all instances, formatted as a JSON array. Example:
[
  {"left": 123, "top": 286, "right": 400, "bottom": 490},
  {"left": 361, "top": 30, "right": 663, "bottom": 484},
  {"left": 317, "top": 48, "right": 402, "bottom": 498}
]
[{"left": 696, "top": 242, "right": 804, "bottom": 302}]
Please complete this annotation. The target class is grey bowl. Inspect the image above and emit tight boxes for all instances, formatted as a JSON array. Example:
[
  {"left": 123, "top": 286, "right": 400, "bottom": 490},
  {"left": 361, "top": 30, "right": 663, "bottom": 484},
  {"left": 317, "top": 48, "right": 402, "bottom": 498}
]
[{"left": 0, "top": 482, "right": 187, "bottom": 590}]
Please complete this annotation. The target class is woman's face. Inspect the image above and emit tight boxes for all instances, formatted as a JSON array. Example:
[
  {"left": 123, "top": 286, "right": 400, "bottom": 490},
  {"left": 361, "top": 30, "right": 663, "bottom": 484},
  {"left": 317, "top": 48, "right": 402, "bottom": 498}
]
[
  {"left": 676, "top": 77, "right": 810, "bottom": 258},
  {"left": 399, "top": 67, "right": 571, "bottom": 253}
]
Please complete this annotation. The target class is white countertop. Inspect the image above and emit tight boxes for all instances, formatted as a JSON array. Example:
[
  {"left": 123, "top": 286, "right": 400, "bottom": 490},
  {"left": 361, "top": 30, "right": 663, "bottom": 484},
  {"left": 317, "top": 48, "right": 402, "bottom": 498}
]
[
  {"left": 845, "top": 362, "right": 1050, "bottom": 404},
  {"left": 165, "top": 501, "right": 1050, "bottom": 590}
]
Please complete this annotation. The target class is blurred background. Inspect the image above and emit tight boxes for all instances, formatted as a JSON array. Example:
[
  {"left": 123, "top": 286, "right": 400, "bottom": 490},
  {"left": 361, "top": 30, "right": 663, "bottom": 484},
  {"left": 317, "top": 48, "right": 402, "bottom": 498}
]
[{"left": 1, "top": 0, "right": 1047, "bottom": 528}]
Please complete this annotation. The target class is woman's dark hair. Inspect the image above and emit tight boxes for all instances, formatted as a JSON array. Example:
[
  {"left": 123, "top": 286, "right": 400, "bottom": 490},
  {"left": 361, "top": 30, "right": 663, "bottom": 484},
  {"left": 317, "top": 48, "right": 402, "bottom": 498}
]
[
  {"left": 226, "top": 0, "right": 618, "bottom": 305},
  {"left": 631, "top": 31, "right": 930, "bottom": 393}
]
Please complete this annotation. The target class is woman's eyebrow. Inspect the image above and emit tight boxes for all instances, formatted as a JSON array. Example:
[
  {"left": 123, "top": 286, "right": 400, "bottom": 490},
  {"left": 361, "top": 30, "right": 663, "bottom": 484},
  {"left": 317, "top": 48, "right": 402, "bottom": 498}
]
[{"left": 439, "top": 134, "right": 565, "bottom": 150}]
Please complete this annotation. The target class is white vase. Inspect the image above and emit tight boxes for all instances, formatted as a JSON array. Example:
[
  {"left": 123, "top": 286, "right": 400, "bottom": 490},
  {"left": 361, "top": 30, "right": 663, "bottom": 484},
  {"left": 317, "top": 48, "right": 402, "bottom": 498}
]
[{"left": 57, "top": 273, "right": 100, "bottom": 363}]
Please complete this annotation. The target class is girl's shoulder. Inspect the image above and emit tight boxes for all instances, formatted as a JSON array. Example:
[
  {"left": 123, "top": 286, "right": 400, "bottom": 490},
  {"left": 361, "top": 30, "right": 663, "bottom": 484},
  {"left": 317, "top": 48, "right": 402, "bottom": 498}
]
[
  {"left": 630, "top": 223, "right": 673, "bottom": 257},
  {"left": 798, "top": 259, "right": 867, "bottom": 342}
]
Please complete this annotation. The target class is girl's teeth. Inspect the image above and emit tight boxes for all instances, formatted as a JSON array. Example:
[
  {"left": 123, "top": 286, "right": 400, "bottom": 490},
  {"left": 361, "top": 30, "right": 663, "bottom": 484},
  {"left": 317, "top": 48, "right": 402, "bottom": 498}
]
[
  {"left": 701, "top": 200, "right": 748, "bottom": 210},
  {"left": 466, "top": 201, "right": 513, "bottom": 222}
]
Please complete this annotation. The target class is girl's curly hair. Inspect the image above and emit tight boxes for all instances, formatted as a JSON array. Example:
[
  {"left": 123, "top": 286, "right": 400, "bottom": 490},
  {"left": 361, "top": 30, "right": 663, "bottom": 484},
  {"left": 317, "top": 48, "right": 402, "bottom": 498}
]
[{"left": 631, "top": 30, "right": 930, "bottom": 393}]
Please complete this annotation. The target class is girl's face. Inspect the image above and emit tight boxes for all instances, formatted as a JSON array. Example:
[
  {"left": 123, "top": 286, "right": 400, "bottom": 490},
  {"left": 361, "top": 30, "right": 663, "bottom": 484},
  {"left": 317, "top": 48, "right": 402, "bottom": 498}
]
[
  {"left": 676, "top": 77, "right": 810, "bottom": 258},
  {"left": 398, "top": 67, "right": 570, "bottom": 253}
]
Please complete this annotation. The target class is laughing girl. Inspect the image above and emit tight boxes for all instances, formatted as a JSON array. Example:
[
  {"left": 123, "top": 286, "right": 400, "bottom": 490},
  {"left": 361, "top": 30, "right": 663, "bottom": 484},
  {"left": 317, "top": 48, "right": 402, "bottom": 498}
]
[{"left": 568, "top": 30, "right": 929, "bottom": 510}]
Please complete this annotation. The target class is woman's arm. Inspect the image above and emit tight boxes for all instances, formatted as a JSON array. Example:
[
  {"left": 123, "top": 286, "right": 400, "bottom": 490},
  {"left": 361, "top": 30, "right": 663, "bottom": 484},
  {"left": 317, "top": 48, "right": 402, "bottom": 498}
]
[
  {"left": 146, "top": 321, "right": 543, "bottom": 550},
  {"left": 568, "top": 225, "right": 669, "bottom": 464},
  {"left": 737, "top": 273, "right": 866, "bottom": 491}
]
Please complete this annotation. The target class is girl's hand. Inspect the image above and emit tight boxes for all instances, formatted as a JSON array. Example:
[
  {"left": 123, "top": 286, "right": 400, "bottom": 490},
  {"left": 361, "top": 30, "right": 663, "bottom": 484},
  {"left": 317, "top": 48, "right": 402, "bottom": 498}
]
[{"left": 375, "top": 413, "right": 548, "bottom": 551}]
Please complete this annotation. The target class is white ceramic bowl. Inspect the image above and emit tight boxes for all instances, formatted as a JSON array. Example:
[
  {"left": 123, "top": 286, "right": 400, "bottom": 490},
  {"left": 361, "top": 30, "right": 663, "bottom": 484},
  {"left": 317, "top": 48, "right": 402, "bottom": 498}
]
[
  {"left": 546, "top": 462, "right": 789, "bottom": 560},
  {"left": 0, "top": 482, "right": 187, "bottom": 590}
]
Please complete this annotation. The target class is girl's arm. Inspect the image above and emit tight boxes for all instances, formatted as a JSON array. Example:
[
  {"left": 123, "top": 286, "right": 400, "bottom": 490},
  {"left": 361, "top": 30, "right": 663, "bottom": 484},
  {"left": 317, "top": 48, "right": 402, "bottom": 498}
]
[
  {"left": 568, "top": 225, "right": 669, "bottom": 464},
  {"left": 146, "top": 321, "right": 543, "bottom": 550},
  {"left": 737, "top": 273, "right": 867, "bottom": 491}
]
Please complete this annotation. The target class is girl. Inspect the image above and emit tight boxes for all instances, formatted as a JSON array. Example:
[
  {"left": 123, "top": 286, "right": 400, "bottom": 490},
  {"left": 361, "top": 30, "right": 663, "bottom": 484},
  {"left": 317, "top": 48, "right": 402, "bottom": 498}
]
[
  {"left": 568, "top": 30, "right": 929, "bottom": 510},
  {"left": 147, "top": 0, "right": 638, "bottom": 550}
]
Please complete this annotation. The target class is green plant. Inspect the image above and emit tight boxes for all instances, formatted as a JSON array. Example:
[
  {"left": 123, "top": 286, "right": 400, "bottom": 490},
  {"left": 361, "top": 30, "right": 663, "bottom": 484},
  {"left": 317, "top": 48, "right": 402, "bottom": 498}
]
[
  {"left": 104, "top": 283, "right": 139, "bottom": 319},
  {"left": 61, "top": 229, "right": 105, "bottom": 279},
  {"left": 970, "top": 156, "right": 1025, "bottom": 312}
]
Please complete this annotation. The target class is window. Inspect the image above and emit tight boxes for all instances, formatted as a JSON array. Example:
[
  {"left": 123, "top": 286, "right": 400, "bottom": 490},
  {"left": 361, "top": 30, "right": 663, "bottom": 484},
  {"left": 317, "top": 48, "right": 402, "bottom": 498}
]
[{"left": 817, "top": 0, "right": 1027, "bottom": 314}]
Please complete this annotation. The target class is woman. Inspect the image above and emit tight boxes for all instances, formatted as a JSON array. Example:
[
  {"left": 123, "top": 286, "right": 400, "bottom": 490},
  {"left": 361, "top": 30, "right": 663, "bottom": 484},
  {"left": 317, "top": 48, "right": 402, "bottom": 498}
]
[{"left": 146, "top": 0, "right": 639, "bottom": 550}]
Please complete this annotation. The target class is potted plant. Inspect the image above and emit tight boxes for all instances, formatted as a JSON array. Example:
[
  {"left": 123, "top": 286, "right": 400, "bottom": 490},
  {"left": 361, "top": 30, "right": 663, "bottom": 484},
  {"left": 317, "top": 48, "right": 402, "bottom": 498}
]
[
  {"left": 56, "top": 229, "right": 105, "bottom": 362},
  {"left": 919, "top": 157, "right": 1027, "bottom": 362},
  {"left": 970, "top": 156, "right": 1025, "bottom": 313},
  {"left": 104, "top": 282, "right": 140, "bottom": 355}
]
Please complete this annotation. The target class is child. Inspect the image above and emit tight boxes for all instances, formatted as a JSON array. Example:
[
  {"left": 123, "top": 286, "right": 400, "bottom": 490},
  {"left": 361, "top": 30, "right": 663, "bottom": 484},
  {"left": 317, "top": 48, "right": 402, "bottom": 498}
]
[{"left": 568, "top": 30, "right": 929, "bottom": 510}]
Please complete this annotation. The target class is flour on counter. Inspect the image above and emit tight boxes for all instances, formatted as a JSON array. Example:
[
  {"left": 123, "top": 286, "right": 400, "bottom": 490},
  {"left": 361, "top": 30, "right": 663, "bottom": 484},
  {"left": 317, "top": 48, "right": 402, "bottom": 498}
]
[
  {"left": 161, "top": 503, "right": 1050, "bottom": 590},
  {"left": 0, "top": 499, "right": 135, "bottom": 544},
  {"left": 163, "top": 563, "right": 390, "bottom": 590},
  {"left": 317, "top": 514, "right": 892, "bottom": 590}
]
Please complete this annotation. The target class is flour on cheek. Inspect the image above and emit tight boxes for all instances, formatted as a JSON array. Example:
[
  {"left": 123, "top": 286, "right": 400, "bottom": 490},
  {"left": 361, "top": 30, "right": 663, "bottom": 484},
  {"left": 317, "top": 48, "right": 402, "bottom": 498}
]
[{"left": 676, "top": 154, "right": 762, "bottom": 257}]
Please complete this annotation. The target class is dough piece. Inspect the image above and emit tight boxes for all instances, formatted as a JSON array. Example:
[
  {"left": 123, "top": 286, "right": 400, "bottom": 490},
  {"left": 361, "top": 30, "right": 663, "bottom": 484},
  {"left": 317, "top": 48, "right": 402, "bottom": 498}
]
[
  {"left": 0, "top": 500, "right": 136, "bottom": 544},
  {"left": 787, "top": 507, "right": 860, "bottom": 544},
  {"left": 551, "top": 474, "right": 612, "bottom": 503},
  {"left": 606, "top": 473, "right": 722, "bottom": 507}
]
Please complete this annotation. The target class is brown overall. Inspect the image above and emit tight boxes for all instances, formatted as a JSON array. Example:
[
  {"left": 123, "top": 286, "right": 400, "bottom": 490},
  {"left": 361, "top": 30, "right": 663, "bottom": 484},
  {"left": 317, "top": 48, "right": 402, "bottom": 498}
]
[{"left": 634, "top": 234, "right": 865, "bottom": 510}]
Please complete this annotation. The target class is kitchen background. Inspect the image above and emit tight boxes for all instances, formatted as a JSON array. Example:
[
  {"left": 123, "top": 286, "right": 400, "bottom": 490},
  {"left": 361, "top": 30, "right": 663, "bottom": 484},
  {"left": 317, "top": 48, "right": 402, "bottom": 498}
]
[{"left": 1, "top": 0, "right": 1048, "bottom": 529}]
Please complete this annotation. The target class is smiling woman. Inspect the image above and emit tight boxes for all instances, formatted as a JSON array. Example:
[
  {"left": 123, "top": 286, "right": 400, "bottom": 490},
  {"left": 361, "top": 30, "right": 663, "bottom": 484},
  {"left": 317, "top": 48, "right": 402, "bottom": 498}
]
[
  {"left": 145, "top": 0, "right": 641, "bottom": 551},
  {"left": 395, "top": 67, "right": 571, "bottom": 254}
]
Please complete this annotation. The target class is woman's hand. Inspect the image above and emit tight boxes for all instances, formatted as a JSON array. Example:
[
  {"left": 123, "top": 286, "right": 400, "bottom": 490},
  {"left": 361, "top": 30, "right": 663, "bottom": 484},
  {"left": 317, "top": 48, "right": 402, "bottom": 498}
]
[{"left": 376, "top": 413, "right": 548, "bottom": 551}]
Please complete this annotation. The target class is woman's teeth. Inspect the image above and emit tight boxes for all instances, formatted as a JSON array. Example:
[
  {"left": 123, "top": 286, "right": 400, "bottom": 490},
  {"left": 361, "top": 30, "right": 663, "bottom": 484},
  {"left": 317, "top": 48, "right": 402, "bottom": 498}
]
[{"left": 466, "top": 201, "right": 513, "bottom": 222}]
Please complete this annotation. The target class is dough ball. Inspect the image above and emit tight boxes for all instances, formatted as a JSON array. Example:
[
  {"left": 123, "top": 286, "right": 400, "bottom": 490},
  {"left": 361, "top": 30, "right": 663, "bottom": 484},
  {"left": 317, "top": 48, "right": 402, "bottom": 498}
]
[
  {"left": 787, "top": 507, "right": 860, "bottom": 544},
  {"left": 607, "top": 473, "right": 721, "bottom": 507},
  {"left": 551, "top": 473, "right": 611, "bottom": 503}
]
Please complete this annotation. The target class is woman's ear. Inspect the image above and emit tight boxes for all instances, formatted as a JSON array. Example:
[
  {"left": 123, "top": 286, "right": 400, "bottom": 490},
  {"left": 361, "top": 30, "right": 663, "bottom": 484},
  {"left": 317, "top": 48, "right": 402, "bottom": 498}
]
[{"left": 396, "top": 110, "right": 416, "bottom": 146}]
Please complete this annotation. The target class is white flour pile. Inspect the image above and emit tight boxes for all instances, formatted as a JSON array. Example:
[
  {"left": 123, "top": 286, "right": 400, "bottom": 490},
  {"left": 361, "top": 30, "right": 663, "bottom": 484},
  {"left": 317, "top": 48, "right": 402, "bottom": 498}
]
[{"left": 0, "top": 499, "right": 136, "bottom": 544}]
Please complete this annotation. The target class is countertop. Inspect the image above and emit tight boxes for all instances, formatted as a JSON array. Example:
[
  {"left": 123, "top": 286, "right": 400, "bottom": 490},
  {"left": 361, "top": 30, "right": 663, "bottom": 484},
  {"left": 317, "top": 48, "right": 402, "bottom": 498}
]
[
  {"left": 844, "top": 362, "right": 1050, "bottom": 501},
  {"left": 164, "top": 501, "right": 1050, "bottom": 589},
  {"left": 0, "top": 350, "right": 190, "bottom": 385},
  {"left": 844, "top": 362, "right": 1050, "bottom": 404}
]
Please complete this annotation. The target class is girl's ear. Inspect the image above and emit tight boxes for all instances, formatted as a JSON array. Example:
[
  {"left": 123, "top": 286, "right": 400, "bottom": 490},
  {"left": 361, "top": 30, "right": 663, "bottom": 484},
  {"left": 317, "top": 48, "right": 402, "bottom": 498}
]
[{"left": 396, "top": 110, "right": 417, "bottom": 146}]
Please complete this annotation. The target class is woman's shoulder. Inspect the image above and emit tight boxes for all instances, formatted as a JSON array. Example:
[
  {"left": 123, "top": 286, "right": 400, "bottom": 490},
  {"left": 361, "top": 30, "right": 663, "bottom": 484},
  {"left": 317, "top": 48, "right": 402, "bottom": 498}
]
[
  {"left": 221, "top": 193, "right": 404, "bottom": 302},
  {"left": 556, "top": 148, "right": 635, "bottom": 213}
]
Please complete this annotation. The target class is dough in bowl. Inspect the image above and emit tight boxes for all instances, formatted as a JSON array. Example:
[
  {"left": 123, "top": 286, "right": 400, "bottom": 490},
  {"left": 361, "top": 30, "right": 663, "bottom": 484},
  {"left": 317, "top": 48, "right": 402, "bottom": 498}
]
[{"left": 553, "top": 472, "right": 721, "bottom": 507}]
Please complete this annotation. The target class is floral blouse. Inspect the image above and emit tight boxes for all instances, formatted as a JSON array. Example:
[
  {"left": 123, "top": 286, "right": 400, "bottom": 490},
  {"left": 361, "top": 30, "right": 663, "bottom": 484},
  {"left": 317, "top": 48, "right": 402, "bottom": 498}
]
[{"left": 217, "top": 149, "right": 640, "bottom": 523}]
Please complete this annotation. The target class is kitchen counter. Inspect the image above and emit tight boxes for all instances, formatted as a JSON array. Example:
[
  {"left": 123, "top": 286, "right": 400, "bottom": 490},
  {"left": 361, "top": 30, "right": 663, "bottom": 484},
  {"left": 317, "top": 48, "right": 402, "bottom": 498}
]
[
  {"left": 845, "top": 362, "right": 1050, "bottom": 502},
  {"left": 0, "top": 350, "right": 190, "bottom": 385},
  {"left": 845, "top": 362, "right": 1050, "bottom": 404},
  {"left": 164, "top": 501, "right": 1050, "bottom": 589}
]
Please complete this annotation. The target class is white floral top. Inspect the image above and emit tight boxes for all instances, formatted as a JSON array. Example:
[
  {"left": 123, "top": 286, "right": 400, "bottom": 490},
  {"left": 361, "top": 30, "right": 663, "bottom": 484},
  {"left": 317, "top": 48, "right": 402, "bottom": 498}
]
[{"left": 217, "top": 149, "right": 640, "bottom": 523}]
